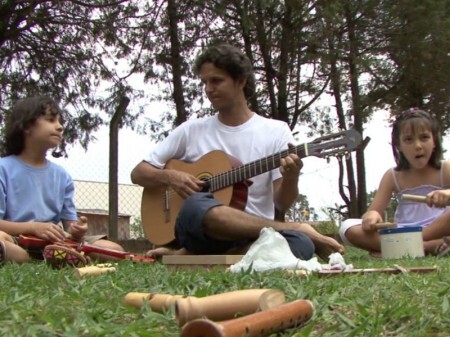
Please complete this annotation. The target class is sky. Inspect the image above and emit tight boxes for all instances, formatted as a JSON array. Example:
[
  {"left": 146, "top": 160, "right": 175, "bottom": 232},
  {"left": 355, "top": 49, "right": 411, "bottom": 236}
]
[{"left": 51, "top": 110, "right": 449, "bottom": 220}]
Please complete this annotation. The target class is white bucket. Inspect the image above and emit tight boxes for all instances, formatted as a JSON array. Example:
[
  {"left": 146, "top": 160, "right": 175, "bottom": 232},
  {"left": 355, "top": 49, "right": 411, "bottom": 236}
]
[{"left": 379, "top": 226, "right": 424, "bottom": 259}]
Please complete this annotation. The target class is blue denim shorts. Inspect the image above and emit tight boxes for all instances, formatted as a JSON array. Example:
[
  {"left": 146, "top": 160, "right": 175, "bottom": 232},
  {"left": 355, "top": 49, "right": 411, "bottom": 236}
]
[
  {"left": 175, "top": 192, "right": 315, "bottom": 259},
  {"left": 175, "top": 193, "right": 250, "bottom": 254}
]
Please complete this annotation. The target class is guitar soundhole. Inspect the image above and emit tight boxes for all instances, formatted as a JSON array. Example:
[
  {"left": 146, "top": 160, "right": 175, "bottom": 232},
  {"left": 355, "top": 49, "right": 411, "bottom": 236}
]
[
  {"left": 201, "top": 180, "right": 211, "bottom": 192},
  {"left": 197, "top": 172, "right": 212, "bottom": 192}
]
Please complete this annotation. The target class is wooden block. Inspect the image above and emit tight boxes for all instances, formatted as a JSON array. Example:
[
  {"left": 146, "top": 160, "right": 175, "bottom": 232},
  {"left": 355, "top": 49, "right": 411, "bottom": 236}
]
[{"left": 162, "top": 255, "right": 243, "bottom": 270}]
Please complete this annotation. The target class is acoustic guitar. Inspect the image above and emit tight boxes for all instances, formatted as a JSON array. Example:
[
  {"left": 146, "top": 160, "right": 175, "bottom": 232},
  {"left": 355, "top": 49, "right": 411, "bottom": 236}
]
[{"left": 141, "top": 129, "right": 362, "bottom": 245}]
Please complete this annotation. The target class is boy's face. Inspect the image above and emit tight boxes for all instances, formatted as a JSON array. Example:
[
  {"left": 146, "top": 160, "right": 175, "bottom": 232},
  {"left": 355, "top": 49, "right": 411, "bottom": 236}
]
[
  {"left": 25, "top": 107, "right": 63, "bottom": 150},
  {"left": 199, "top": 62, "right": 246, "bottom": 112}
]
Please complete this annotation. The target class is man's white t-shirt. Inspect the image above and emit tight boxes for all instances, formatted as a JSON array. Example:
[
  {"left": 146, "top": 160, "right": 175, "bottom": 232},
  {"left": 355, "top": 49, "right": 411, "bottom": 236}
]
[{"left": 144, "top": 113, "right": 295, "bottom": 220}]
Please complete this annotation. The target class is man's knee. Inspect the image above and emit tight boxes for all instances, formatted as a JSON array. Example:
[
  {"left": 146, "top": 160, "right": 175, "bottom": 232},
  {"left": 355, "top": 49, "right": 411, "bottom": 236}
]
[{"left": 279, "top": 230, "right": 315, "bottom": 260}]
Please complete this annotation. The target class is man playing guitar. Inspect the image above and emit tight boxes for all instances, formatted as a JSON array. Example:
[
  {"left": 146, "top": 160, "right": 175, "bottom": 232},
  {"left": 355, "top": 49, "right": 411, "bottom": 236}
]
[{"left": 131, "top": 43, "right": 344, "bottom": 261}]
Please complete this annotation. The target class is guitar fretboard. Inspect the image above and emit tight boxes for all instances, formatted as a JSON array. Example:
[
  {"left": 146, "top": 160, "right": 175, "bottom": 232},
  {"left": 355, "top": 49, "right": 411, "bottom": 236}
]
[{"left": 207, "top": 144, "right": 308, "bottom": 192}]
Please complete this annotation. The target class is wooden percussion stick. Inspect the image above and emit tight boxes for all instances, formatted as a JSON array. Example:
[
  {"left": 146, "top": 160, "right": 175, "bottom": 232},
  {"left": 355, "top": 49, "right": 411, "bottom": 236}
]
[
  {"left": 373, "top": 222, "right": 397, "bottom": 230},
  {"left": 403, "top": 194, "right": 450, "bottom": 206},
  {"left": 180, "top": 299, "right": 314, "bottom": 337}
]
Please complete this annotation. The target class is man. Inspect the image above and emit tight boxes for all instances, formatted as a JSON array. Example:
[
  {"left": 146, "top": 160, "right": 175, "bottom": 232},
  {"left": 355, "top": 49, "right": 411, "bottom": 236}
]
[{"left": 131, "top": 43, "right": 344, "bottom": 261}]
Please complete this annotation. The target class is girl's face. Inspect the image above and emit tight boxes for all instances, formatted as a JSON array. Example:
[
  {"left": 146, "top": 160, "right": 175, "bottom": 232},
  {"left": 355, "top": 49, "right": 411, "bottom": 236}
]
[
  {"left": 25, "top": 107, "right": 64, "bottom": 150},
  {"left": 398, "top": 120, "right": 435, "bottom": 169}
]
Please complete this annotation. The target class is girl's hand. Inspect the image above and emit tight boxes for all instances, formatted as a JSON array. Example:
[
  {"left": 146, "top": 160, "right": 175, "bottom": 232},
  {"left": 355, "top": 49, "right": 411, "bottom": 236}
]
[
  {"left": 426, "top": 190, "right": 450, "bottom": 208},
  {"left": 361, "top": 211, "right": 383, "bottom": 232},
  {"left": 67, "top": 216, "right": 88, "bottom": 242},
  {"left": 28, "top": 222, "right": 66, "bottom": 243}
]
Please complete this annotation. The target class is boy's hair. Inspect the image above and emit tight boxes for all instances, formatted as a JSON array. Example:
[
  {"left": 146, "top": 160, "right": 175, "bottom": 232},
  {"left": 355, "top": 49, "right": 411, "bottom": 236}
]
[
  {"left": 391, "top": 108, "right": 443, "bottom": 170},
  {"left": 193, "top": 43, "right": 256, "bottom": 100},
  {"left": 3, "top": 95, "right": 64, "bottom": 156}
]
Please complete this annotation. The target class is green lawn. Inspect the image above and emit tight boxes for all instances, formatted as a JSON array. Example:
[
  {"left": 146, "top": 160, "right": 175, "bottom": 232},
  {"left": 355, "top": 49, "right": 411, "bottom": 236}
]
[{"left": 0, "top": 247, "right": 448, "bottom": 337}]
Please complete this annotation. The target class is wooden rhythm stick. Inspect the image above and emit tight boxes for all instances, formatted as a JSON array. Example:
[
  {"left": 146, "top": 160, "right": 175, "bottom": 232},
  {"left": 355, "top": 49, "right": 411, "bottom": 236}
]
[
  {"left": 74, "top": 265, "right": 116, "bottom": 278},
  {"left": 286, "top": 266, "right": 438, "bottom": 277},
  {"left": 403, "top": 194, "right": 450, "bottom": 206},
  {"left": 180, "top": 299, "right": 314, "bottom": 337},
  {"left": 316, "top": 266, "right": 437, "bottom": 277},
  {"left": 373, "top": 222, "right": 397, "bottom": 230},
  {"left": 403, "top": 194, "right": 427, "bottom": 203}
]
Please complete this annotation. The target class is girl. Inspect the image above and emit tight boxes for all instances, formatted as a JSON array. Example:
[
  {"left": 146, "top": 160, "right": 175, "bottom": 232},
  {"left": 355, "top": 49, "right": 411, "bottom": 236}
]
[
  {"left": 339, "top": 108, "right": 450, "bottom": 257},
  {"left": 0, "top": 95, "right": 124, "bottom": 265}
]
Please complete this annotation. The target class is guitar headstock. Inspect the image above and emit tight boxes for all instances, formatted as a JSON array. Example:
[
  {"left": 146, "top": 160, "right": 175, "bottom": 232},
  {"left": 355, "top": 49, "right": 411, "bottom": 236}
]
[{"left": 306, "top": 129, "right": 362, "bottom": 158}]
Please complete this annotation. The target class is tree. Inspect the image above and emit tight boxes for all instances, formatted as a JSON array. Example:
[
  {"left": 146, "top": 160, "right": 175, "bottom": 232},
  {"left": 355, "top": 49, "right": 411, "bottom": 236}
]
[
  {"left": 0, "top": 0, "right": 148, "bottom": 151},
  {"left": 286, "top": 193, "right": 310, "bottom": 221}
]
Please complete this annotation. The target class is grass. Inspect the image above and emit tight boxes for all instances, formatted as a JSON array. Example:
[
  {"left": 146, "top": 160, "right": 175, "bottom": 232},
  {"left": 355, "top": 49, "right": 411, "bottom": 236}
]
[{"left": 0, "top": 247, "right": 449, "bottom": 337}]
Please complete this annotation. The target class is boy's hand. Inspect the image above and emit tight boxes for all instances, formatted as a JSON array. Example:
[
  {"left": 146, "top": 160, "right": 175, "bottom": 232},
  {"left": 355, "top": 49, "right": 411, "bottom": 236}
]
[
  {"left": 67, "top": 216, "right": 88, "bottom": 242},
  {"left": 28, "top": 222, "right": 66, "bottom": 243}
]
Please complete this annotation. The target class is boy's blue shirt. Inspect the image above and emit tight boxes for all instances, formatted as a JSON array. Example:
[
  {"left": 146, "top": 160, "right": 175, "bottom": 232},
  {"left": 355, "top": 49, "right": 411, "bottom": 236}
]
[{"left": 0, "top": 155, "right": 78, "bottom": 224}]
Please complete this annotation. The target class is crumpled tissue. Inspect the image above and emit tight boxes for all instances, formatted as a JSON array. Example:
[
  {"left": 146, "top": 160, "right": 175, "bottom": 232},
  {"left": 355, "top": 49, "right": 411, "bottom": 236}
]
[{"left": 229, "top": 227, "right": 352, "bottom": 273}]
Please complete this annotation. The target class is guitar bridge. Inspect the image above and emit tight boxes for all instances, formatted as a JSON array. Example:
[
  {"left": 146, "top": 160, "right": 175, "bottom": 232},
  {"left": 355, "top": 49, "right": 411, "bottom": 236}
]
[{"left": 164, "top": 189, "right": 170, "bottom": 222}]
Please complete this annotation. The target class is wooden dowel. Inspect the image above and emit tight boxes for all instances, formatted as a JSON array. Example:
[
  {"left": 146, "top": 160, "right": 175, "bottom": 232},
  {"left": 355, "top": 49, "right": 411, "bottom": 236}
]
[
  {"left": 74, "top": 265, "right": 116, "bottom": 278},
  {"left": 373, "top": 222, "right": 397, "bottom": 230},
  {"left": 402, "top": 194, "right": 427, "bottom": 203},
  {"left": 403, "top": 194, "right": 450, "bottom": 206}
]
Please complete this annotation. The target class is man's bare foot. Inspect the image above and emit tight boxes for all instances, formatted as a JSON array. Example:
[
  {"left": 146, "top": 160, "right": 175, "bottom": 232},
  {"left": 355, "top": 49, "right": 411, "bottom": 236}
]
[
  {"left": 295, "top": 222, "right": 345, "bottom": 261},
  {"left": 436, "top": 237, "right": 450, "bottom": 258},
  {"left": 369, "top": 251, "right": 382, "bottom": 258},
  {"left": 146, "top": 247, "right": 191, "bottom": 259},
  {"left": 314, "top": 235, "right": 345, "bottom": 262}
]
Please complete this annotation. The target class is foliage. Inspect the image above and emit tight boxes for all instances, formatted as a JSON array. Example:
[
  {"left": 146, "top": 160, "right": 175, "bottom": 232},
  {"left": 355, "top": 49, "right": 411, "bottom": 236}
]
[
  {"left": 1, "top": 0, "right": 448, "bottom": 213},
  {"left": 0, "top": 248, "right": 448, "bottom": 336},
  {"left": 366, "top": 189, "right": 398, "bottom": 222},
  {"left": 129, "top": 217, "right": 145, "bottom": 239},
  {"left": 287, "top": 193, "right": 310, "bottom": 221},
  {"left": 0, "top": 0, "right": 150, "bottom": 151}
]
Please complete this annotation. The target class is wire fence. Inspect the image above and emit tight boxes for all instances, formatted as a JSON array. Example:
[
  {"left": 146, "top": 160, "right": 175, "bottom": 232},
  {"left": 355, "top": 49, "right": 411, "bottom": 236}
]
[{"left": 72, "top": 180, "right": 144, "bottom": 239}]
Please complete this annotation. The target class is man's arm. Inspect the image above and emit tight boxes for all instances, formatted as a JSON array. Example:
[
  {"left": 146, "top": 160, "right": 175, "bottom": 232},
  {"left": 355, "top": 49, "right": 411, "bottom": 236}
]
[
  {"left": 131, "top": 161, "right": 204, "bottom": 198},
  {"left": 131, "top": 161, "right": 174, "bottom": 188}
]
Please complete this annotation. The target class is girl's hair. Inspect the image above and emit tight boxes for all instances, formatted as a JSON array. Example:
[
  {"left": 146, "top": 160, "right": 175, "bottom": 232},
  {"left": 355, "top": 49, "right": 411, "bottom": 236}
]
[
  {"left": 391, "top": 108, "right": 443, "bottom": 170},
  {"left": 193, "top": 43, "right": 256, "bottom": 100},
  {"left": 3, "top": 95, "right": 64, "bottom": 156}
]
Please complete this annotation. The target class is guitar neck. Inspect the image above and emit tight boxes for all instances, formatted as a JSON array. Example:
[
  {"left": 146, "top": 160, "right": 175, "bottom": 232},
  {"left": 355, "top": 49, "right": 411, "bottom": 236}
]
[
  {"left": 207, "top": 129, "right": 360, "bottom": 192},
  {"left": 208, "top": 145, "right": 306, "bottom": 192}
]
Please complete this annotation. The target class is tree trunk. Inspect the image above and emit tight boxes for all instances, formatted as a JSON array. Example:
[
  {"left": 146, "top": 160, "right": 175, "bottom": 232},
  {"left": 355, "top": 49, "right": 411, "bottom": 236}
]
[
  {"left": 109, "top": 96, "right": 130, "bottom": 240},
  {"left": 167, "top": 0, "right": 187, "bottom": 127}
]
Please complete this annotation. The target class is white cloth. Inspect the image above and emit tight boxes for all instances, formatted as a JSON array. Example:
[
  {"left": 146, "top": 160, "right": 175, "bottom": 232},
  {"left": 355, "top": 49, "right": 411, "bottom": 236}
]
[
  {"left": 229, "top": 227, "right": 352, "bottom": 273},
  {"left": 143, "top": 113, "right": 294, "bottom": 220}
]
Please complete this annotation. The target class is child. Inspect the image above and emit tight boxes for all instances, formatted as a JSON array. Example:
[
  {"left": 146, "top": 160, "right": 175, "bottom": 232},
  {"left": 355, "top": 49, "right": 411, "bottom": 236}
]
[
  {"left": 339, "top": 108, "right": 450, "bottom": 257},
  {"left": 0, "top": 95, "right": 124, "bottom": 265}
]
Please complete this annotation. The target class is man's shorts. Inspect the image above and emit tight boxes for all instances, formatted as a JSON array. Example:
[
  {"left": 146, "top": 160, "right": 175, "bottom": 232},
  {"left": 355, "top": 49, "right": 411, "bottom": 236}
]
[{"left": 175, "top": 193, "right": 315, "bottom": 260}]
